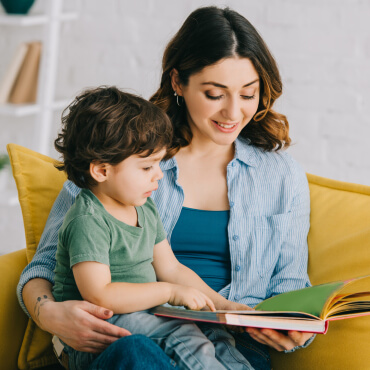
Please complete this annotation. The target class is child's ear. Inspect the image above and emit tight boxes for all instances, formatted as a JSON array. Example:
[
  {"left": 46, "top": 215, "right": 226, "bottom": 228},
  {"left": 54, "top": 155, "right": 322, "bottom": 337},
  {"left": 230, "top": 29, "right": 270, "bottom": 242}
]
[{"left": 90, "top": 162, "right": 109, "bottom": 183}]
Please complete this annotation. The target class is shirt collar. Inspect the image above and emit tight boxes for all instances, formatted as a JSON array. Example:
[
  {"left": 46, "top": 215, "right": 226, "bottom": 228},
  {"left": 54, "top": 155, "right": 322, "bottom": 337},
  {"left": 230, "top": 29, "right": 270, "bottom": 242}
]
[
  {"left": 234, "top": 137, "right": 261, "bottom": 167},
  {"left": 159, "top": 137, "right": 261, "bottom": 172},
  {"left": 160, "top": 156, "right": 178, "bottom": 172}
]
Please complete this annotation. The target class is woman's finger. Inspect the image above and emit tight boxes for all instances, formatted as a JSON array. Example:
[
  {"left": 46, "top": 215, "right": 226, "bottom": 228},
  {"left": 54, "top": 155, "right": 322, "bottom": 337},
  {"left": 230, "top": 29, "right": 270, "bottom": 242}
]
[
  {"left": 90, "top": 314, "right": 131, "bottom": 338},
  {"left": 247, "top": 328, "right": 293, "bottom": 351}
]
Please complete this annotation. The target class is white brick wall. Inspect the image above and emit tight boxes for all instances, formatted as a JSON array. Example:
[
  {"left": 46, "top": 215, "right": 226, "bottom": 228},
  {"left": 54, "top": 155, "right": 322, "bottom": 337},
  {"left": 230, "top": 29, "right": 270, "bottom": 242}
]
[{"left": 1, "top": 0, "right": 369, "bottom": 253}]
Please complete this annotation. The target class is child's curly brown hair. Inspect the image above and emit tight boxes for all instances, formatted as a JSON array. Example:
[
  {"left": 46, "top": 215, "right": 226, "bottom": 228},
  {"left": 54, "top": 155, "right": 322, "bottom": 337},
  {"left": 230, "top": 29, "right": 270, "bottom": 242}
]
[{"left": 54, "top": 86, "right": 173, "bottom": 189}]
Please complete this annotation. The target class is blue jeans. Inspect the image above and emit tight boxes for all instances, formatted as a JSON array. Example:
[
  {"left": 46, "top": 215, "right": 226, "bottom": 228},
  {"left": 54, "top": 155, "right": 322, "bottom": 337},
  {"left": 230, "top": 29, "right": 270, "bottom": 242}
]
[
  {"left": 233, "top": 332, "right": 271, "bottom": 370},
  {"left": 109, "top": 311, "right": 253, "bottom": 369},
  {"left": 68, "top": 310, "right": 254, "bottom": 369},
  {"left": 65, "top": 334, "right": 176, "bottom": 370}
]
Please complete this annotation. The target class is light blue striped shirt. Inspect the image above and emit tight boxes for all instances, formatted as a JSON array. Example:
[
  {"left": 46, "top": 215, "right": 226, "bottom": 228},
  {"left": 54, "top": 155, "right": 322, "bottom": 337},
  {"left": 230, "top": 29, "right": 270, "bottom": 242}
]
[{"left": 17, "top": 137, "right": 313, "bottom": 349}]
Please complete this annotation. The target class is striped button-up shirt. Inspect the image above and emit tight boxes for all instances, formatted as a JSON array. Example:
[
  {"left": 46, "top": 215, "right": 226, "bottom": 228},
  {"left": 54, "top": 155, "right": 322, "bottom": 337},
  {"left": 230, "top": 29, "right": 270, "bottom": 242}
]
[{"left": 18, "top": 137, "right": 311, "bottom": 311}]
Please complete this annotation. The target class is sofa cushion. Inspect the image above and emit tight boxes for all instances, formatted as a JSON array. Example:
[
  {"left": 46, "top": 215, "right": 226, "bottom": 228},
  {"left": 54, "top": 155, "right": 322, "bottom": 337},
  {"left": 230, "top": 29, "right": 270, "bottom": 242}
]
[
  {"left": 7, "top": 143, "right": 66, "bottom": 369},
  {"left": 270, "top": 173, "right": 370, "bottom": 370}
]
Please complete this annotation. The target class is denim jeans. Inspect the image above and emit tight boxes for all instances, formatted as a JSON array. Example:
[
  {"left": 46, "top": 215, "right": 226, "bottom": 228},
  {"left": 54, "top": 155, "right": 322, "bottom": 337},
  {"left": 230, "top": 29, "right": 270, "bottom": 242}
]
[
  {"left": 67, "top": 310, "right": 254, "bottom": 369},
  {"left": 233, "top": 332, "right": 271, "bottom": 370},
  {"left": 65, "top": 334, "right": 176, "bottom": 370},
  {"left": 108, "top": 311, "right": 254, "bottom": 369}
]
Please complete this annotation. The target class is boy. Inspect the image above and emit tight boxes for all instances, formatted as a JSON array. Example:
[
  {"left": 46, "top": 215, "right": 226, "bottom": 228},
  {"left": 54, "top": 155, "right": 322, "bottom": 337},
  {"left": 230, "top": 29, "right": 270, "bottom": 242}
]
[{"left": 52, "top": 86, "right": 253, "bottom": 369}]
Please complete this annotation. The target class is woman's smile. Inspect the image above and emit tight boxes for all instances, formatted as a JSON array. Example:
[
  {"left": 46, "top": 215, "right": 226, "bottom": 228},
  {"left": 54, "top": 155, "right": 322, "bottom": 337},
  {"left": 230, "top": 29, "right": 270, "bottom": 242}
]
[{"left": 211, "top": 120, "right": 240, "bottom": 133}]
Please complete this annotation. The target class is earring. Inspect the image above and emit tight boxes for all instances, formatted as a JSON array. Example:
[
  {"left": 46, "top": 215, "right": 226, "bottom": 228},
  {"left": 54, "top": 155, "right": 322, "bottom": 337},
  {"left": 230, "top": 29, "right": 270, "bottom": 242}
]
[{"left": 174, "top": 91, "right": 182, "bottom": 107}]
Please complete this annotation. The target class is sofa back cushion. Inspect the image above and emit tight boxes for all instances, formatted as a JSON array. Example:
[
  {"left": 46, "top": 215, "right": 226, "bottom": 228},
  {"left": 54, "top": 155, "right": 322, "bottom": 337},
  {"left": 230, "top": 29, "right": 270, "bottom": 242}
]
[
  {"left": 7, "top": 143, "right": 66, "bottom": 369},
  {"left": 271, "top": 173, "right": 370, "bottom": 369}
]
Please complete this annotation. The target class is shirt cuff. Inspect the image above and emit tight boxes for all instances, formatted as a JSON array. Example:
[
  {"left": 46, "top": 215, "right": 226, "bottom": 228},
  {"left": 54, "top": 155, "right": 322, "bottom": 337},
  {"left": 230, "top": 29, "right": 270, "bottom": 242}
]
[
  {"left": 284, "top": 334, "right": 316, "bottom": 353},
  {"left": 17, "top": 266, "right": 55, "bottom": 318}
]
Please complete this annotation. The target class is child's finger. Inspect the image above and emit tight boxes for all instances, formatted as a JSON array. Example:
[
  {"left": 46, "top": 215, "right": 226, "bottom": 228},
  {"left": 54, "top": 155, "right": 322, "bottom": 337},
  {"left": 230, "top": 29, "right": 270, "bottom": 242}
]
[{"left": 204, "top": 295, "right": 216, "bottom": 311}]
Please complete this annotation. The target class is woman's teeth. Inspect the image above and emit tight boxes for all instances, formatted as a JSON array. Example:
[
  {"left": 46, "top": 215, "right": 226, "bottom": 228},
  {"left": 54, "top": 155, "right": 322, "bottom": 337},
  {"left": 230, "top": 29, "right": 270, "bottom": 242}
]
[{"left": 214, "top": 121, "right": 237, "bottom": 129}]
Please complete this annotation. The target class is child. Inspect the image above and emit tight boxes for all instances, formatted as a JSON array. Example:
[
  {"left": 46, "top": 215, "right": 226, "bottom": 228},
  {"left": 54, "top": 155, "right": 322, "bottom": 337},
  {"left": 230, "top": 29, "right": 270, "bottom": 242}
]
[{"left": 52, "top": 86, "right": 253, "bottom": 369}]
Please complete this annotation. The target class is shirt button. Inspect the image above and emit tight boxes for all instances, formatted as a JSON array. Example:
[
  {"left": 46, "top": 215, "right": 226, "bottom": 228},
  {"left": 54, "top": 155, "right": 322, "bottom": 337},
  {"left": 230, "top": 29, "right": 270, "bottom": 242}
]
[
  {"left": 233, "top": 235, "right": 239, "bottom": 241},
  {"left": 235, "top": 294, "right": 240, "bottom": 300},
  {"left": 235, "top": 265, "right": 241, "bottom": 271},
  {"left": 230, "top": 201, "right": 234, "bottom": 207}
]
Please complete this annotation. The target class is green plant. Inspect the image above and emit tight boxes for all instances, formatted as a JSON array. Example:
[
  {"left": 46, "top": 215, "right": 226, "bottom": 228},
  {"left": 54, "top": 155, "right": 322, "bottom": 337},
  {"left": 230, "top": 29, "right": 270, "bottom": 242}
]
[{"left": 0, "top": 154, "right": 10, "bottom": 171}]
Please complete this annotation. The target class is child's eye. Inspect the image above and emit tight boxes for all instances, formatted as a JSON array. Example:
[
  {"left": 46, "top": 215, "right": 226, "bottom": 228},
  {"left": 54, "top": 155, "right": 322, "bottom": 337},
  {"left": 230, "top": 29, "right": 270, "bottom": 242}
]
[{"left": 143, "top": 166, "right": 152, "bottom": 171}]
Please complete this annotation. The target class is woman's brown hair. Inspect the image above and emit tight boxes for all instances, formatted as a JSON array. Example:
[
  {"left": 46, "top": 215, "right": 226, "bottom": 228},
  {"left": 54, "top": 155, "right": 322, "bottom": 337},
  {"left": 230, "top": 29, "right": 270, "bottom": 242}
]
[{"left": 150, "top": 6, "right": 290, "bottom": 155}]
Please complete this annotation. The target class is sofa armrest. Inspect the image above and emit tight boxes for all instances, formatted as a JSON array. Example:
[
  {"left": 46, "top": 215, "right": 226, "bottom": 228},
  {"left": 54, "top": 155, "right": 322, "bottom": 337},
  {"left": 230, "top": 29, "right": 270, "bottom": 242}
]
[{"left": 0, "top": 249, "right": 29, "bottom": 370}]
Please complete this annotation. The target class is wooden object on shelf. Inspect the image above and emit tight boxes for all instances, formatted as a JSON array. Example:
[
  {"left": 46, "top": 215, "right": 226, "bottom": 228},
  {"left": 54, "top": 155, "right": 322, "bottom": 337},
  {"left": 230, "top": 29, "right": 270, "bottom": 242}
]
[
  {"left": 8, "top": 41, "right": 42, "bottom": 104},
  {"left": 0, "top": 0, "right": 78, "bottom": 156},
  {"left": 0, "top": 42, "right": 29, "bottom": 103}
]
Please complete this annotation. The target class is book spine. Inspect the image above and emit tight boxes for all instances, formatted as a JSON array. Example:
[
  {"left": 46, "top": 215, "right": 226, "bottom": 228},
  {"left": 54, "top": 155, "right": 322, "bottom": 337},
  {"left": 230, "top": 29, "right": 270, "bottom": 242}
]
[
  {"left": 0, "top": 43, "right": 29, "bottom": 104},
  {"left": 8, "top": 41, "right": 43, "bottom": 104}
]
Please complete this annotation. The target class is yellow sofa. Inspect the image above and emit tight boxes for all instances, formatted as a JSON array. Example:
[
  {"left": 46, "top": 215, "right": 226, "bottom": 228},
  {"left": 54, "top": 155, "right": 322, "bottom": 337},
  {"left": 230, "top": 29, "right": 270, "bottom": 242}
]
[{"left": 1, "top": 143, "right": 370, "bottom": 370}]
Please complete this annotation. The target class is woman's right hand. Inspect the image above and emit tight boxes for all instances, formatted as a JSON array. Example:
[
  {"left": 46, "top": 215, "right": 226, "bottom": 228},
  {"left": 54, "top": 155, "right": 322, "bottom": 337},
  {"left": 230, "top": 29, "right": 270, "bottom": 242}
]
[
  {"left": 169, "top": 285, "right": 216, "bottom": 311},
  {"left": 38, "top": 299, "right": 131, "bottom": 353}
]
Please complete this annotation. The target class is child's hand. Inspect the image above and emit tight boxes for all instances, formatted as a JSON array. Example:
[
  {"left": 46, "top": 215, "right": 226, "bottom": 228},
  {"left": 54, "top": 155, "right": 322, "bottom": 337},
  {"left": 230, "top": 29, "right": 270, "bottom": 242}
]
[{"left": 169, "top": 285, "right": 216, "bottom": 311}]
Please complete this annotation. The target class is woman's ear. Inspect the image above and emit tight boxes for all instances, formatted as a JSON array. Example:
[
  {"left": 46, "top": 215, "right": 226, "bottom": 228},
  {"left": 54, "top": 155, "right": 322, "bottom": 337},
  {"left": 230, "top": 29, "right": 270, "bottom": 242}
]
[
  {"left": 90, "top": 162, "right": 109, "bottom": 183},
  {"left": 170, "top": 68, "right": 183, "bottom": 96}
]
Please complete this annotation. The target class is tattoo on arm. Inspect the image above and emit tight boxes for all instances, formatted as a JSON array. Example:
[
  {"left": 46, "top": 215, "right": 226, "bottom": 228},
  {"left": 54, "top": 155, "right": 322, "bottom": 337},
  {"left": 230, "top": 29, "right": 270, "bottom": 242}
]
[{"left": 34, "top": 295, "right": 52, "bottom": 325}]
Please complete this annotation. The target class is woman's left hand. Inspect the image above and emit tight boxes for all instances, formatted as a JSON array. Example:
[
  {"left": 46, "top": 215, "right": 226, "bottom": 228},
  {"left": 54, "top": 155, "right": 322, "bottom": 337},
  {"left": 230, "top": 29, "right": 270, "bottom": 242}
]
[{"left": 245, "top": 328, "right": 314, "bottom": 352}]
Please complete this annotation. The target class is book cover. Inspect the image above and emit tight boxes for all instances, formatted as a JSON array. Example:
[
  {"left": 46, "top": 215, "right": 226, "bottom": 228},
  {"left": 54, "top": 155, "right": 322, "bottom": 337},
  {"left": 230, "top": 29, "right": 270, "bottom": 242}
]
[
  {"left": 0, "top": 43, "right": 29, "bottom": 104},
  {"left": 150, "top": 275, "right": 370, "bottom": 334},
  {"left": 8, "top": 41, "right": 42, "bottom": 104}
]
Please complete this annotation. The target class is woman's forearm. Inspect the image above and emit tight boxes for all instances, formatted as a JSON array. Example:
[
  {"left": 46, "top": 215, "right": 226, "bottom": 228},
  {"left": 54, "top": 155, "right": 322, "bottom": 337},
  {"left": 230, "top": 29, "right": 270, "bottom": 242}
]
[{"left": 22, "top": 278, "right": 55, "bottom": 329}]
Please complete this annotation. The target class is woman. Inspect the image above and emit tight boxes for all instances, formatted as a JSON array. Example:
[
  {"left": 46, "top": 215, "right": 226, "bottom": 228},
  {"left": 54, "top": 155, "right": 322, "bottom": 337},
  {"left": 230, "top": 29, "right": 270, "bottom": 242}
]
[{"left": 18, "top": 6, "right": 314, "bottom": 370}]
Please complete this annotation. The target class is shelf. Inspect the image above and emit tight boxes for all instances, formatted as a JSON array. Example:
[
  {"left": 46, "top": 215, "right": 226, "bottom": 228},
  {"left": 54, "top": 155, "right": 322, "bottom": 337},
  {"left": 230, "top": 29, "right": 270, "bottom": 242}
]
[
  {"left": 0, "top": 99, "right": 71, "bottom": 117},
  {"left": 0, "top": 103, "right": 40, "bottom": 116},
  {"left": 0, "top": 12, "right": 78, "bottom": 26}
]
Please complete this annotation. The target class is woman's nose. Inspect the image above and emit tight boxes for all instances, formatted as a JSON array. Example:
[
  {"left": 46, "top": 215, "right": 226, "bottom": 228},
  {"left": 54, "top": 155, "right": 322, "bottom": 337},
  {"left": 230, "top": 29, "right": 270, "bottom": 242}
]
[{"left": 222, "top": 97, "right": 241, "bottom": 122}]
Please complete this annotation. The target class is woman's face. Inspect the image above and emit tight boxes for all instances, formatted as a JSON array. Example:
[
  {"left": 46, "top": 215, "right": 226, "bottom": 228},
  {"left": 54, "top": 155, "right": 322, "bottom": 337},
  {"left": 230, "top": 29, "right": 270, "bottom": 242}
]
[{"left": 177, "top": 57, "right": 260, "bottom": 147}]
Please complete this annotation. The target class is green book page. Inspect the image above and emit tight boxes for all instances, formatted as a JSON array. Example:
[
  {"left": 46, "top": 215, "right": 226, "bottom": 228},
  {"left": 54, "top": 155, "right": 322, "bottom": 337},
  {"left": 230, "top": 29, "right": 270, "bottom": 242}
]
[{"left": 255, "top": 281, "right": 344, "bottom": 318}]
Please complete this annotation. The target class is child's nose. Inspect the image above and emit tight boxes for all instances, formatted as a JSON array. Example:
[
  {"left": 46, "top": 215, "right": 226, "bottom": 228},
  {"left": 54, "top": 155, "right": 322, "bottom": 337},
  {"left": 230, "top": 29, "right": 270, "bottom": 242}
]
[{"left": 154, "top": 167, "right": 163, "bottom": 181}]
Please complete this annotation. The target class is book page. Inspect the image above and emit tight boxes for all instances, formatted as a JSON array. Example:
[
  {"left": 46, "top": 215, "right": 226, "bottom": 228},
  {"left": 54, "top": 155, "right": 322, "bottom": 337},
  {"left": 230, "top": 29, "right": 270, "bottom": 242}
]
[{"left": 255, "top": 281, "right": 344, "bottom": 318}]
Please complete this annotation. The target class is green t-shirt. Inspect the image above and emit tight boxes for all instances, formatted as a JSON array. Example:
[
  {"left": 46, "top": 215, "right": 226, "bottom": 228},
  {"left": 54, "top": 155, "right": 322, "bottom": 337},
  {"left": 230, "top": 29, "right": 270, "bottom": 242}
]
[{"left": 52, "top": 189, "right": 167, "bottom": 302}]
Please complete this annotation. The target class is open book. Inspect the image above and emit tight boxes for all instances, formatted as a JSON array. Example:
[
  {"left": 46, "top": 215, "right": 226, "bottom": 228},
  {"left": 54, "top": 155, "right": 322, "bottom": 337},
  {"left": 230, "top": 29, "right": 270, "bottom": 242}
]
[{"left": 150, "top": 276, "right": 370, "bottom": 334}]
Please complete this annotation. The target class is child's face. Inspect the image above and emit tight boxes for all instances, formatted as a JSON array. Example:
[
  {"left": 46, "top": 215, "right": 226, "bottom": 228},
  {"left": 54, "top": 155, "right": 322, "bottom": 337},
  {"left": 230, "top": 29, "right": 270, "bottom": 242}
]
[{"left": 103, "top": 149, "right": 166, "bottom": 207}]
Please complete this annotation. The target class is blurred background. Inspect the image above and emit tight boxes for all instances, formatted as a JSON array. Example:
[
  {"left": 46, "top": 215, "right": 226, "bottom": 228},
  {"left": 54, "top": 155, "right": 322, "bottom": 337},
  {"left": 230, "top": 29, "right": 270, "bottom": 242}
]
[{"left": 0, "top": 0, "right": 369, "bottom": 254}]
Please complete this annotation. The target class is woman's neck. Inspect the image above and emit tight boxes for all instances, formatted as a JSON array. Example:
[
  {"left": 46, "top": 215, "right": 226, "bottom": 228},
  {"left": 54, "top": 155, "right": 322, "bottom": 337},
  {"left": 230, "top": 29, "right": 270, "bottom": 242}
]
[{"left": 179, "top": 137, "right": 235, "bottom": 162}]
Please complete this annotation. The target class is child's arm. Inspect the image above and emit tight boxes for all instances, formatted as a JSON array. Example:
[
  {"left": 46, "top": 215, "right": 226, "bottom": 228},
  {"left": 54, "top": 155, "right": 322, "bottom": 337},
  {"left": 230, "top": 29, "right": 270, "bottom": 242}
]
[
  {"left": 72, "top": 262, "right": 215, "bottom": 314},
  {"left": 153, "top": 239, "right": 251, "bottom": 311}
]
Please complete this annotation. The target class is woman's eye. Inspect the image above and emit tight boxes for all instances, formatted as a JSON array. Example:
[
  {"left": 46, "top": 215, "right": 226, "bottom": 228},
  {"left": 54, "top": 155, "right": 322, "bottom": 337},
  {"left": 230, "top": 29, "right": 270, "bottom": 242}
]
[
  {"left": 206, "top": 93, "right": 256, "bottom": 101},
  {"left": 206, "top": 93, "right": 223, "bottom": 100},
  {"left": 241, "top": 95, "right": 255, "bottom": 100},
  {"left": 143, "top": 166, "right": 152, "bottom": 171}
]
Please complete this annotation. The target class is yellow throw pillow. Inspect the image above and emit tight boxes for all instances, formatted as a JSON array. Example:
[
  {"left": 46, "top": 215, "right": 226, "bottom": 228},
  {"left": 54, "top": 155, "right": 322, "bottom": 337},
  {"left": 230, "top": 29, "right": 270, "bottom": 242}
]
[
  {"left": 271, "top": 174, "right": 370, "bottom": 370},
  {"left": 7, "top": 144, "right": 66, "bottom": 370}
]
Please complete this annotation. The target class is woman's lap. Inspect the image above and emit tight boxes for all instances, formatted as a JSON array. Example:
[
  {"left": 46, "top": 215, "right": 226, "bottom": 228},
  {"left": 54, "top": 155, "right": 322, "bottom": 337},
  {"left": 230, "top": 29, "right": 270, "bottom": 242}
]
[
  {"left": 88, "top": 334, "right": 176, "bottom": 370},
  {"left": 65, "top": 334, "right": 176, "bottom": 370},
  {"left": 233, "top": 332, "right": 271, "bottom": 370}
]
